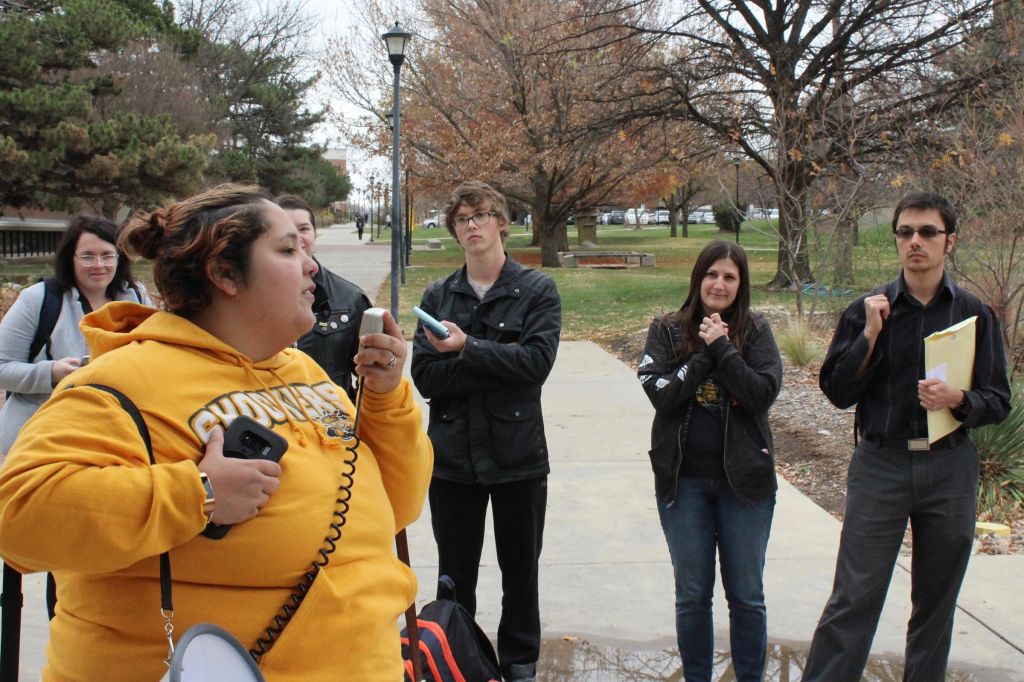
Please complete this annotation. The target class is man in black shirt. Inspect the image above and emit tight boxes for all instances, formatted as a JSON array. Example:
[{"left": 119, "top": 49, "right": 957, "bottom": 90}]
[{"left": 803, "top": 193, "right": 1011, "bottom": 681}]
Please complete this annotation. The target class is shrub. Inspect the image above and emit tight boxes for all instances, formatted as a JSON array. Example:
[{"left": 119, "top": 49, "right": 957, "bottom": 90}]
[
  {"left": 712, "top": 202, "right": 743, "bottom": 233},
  {"left": 775, "top": 318, "right": 823, "bottom": 367},
  {"left": 973, "top": 380, "right": 1024, "bottom": 521}
]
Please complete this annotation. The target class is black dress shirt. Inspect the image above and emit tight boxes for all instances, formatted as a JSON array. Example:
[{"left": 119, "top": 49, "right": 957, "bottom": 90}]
[{"left": 820, "top": 272, "right": 1011, "bottom": 440}]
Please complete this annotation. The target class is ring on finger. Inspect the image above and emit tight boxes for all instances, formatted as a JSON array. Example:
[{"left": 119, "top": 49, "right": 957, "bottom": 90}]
[{"left": 386, "top": 352, "right": 398, "bottom": 369}]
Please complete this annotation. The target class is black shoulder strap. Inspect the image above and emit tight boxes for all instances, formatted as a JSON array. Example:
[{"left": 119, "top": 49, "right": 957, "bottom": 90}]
[
  {"left": 88, "top": 385, "right": 153, "bottom": 464},
  {"left": 0, "top": 564, "right": 24, "bottom": 681},
  {"left": 28, "top": 277, "right": 63, "bottom": 362},
  {"left": 85, "top": 385, "right": 171, "bottom": 614}
]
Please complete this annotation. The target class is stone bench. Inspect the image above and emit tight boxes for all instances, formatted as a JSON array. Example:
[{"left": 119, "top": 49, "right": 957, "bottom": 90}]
[
  {"left": 426, "top": 239, "right": 444, "bottom": 250},
  {"left": 557, "top": 251, "right": 656, "bottom": 269}
]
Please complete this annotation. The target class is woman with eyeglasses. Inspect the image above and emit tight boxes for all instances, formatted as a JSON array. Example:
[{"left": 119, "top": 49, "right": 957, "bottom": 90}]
[{"left": 0, "top": 214, "right": 150, "bottom": 456}]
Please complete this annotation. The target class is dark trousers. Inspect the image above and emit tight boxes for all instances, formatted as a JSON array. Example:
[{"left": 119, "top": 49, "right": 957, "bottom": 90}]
[
  {"left": 429, "top": 477, "right": 547, "bottom": 678},
  {"left": 803, "top": 439, "right": 978, "bottom": 682}
]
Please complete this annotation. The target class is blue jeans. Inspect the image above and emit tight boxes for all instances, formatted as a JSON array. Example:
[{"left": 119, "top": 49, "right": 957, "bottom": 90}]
[{"left": 658, "top": 478, "right": 775, "bottom": 682}]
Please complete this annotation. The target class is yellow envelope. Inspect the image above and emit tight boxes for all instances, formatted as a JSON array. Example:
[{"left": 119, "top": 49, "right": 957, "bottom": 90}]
[{"left": 923, "top": 316, "right": 977, "bottom": 443}]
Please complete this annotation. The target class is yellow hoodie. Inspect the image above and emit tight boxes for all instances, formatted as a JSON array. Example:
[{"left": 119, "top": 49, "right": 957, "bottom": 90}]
[{"left": 0, "top": 303, "right": 433, "bottom": 681}]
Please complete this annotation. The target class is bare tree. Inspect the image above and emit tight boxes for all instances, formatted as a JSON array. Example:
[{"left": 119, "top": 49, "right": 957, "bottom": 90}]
[
  {"left": 323, "top": 0, "right": 707, "bottom": 266},
  {"left": 907, "top": 86, "right": 1024, "bottom": 371},
  {"left": 611, "top": 0, "right": 995, "bottom": 288}
]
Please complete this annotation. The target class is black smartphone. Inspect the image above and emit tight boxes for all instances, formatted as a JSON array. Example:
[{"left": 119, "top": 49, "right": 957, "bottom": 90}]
[
  {"left": 202, "top": 417, "right": 287, "bottom": 540},
  {"left": 223, "top": 416, "right": 288, "bottom": 462}
]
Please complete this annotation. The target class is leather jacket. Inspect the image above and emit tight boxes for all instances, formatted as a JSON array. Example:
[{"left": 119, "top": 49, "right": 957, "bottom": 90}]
[
  {"left": 411, "top": 257, "right": 561, "bottom": 485},
  {"left": 638, "top": 312, "right": 782, "bottom": 504},
  {"left": 296, "top": 259, "right": 372, "bottom": 399}
]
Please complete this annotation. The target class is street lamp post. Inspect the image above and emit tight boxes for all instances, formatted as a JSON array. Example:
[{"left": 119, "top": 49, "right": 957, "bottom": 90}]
[
  {"left": 382, "top": 21, "right": 412, "bottom": 320},
  {"left": 404, "top": 166, "right": 412, "bottom": 271},
  {"left": 368, "top": 176, "right": 376, "bottom": 243},
  {"left": 733, "top": 159, "right": 741, "bottom": 245}
]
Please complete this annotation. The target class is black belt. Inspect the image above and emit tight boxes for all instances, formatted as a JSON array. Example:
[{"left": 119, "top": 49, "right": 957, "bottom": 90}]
[{"left": 861, "top": 431, "right": 968, "bottom": 451}]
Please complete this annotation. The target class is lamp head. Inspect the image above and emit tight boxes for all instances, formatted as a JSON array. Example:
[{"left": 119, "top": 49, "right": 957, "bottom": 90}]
[{"left": 381, "top": 22, "right": 412, "bottom": 67}]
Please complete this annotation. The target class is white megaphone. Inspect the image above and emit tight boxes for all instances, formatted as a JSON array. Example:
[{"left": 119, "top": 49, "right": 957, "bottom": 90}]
[{"left": 159, "top": 624, "right": 265, "bottom": 682}]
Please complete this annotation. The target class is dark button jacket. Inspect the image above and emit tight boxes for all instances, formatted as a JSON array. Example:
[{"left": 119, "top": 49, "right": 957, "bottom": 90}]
[
  {"left": 411, "top": 257, "right": 561, "bottom": 485},
  {"left": 638, "top": 313, "right": 782, "bottom": 505},
  {"left": 296, "top": 259, "right": 372, "bottom": 400}
]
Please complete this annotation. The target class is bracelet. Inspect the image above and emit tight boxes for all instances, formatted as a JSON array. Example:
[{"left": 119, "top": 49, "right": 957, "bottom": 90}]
[{"left": 199, "top": 472, "right": 216, "bottom": 522}]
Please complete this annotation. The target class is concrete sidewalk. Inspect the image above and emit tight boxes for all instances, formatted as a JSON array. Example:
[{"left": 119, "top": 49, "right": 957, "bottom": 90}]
[
  {"left": 313, "top": 222, "right": 1024, "bottom": 680},
  {"left": 6, "top": 222, "right": 1023, "bottom": 679}
]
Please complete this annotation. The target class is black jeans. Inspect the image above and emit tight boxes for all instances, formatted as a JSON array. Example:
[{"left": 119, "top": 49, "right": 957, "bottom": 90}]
[
  {"left": 803, "top": 439, "right": 978, "bottom": 682},
  {"left": 429, "top": 476, "right": 547, "bottom": 678}
]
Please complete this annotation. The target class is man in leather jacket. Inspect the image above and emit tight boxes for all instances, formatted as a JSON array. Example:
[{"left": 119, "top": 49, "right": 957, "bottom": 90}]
[
  {"left": 411, "top": 182, "right": 561, "bottom": 682},
  {"left": 277, "top": 195, "right": 371, "bottom": 400}
]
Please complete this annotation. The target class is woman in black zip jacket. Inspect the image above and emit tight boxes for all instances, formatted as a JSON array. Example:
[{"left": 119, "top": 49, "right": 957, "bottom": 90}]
[{"left": 637, "top": 240, "right": 782, "bottom": 682}]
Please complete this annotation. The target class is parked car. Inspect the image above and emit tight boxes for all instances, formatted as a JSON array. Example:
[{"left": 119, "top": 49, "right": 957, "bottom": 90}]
[
  {"left": 420, "top": 210, "right": 442, "bottom": 229},
  {"left": 686, "top": 206, "right": 714, "bottom": 224},
  {"left": 625, "top": 208, "right": 650, "bottom": 225},
  {"left": 608, "top": 210, "right": 626, "bottom": 224},
  {"left": 655, "top": 209, "right": 671, "bottom": 224},
  {"left": 597, "top": 211, "right": 611, "bottom": 224}
]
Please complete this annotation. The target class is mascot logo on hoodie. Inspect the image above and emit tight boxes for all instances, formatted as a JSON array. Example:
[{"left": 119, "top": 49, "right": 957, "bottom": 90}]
[{"left": 190, "top": 381, "right": 352, "bottom": 442}]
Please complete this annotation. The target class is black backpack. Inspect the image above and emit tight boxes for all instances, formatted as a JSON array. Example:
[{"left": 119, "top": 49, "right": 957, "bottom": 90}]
[{"left": 401, "top": 576, "right": 500, "bottom": 682}]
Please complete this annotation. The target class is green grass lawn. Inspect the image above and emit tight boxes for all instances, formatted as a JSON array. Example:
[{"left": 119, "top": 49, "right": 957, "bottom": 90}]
[
  {"left": 391, "top": 221, "right": 902, "bottom": 342},
  {"left": 2, "top": 220, "right": 903, "bottom": 344}
]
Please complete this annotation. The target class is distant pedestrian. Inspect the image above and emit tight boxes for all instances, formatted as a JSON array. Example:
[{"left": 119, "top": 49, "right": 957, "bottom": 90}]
[
  {"left": 411, "top": 181, "right": 561, "bottom": 682},
  {"left": 356, "top": 214, "right": 365, "bottom": 240},
  {"left": 276, "top": 194, "right": 371, "bottom": 400},
  {"left": 637, "top": 239, "right": 782, "bottom": 682},
  {"left": 803, "top": 192, "right": 1011, "bottom": 681}
]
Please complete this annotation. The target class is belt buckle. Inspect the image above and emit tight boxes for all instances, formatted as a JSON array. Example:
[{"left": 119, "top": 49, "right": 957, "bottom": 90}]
[{"left": 907, "top": 438, "right": 930, "bottom": 451}]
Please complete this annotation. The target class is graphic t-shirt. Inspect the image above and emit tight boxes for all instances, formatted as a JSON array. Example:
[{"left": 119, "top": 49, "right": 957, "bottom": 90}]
[{"left": 681, "top": 378, "right": 727, "bottom": 479}]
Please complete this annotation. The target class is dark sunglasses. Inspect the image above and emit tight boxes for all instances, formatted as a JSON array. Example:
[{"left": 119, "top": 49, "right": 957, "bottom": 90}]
[{"left": 894, "top": 226, "right": 947, "bottom": 240}]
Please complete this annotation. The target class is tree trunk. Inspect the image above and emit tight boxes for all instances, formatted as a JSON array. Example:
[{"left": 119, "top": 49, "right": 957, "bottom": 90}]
[
  {"left": 539, "top": 223, "right": 566, "bottom": 267},
  {"left": 768, "top": 165, "right": 814, "bottom": 288},
  {"left": 834, "top": 213, "right": 856, "bottom": 285}
]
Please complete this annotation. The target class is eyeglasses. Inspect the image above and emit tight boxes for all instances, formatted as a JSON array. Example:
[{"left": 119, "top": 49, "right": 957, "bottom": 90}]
[
  {"left": 75, "top": 253, "right": 119, "bottom": 266},
  {"left": 453, "top": 211, "right": 496, "bottom": 229},
  {"left": 894, "top": 226, "right": 947, "bottom": 240}
]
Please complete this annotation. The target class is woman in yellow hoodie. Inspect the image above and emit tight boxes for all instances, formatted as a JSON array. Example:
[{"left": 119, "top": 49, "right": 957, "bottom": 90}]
[{"left": 0, "top": 185, "right": 433, "bottom": 681}]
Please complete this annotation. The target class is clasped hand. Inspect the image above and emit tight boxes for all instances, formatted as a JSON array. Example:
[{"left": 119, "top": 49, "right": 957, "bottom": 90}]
[{"left": 699, "top": 313, "right": 729, "bottom": 345}]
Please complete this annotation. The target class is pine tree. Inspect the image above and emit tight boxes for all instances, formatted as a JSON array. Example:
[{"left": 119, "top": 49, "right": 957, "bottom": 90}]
[{"left": 0, "top": 0, "right": 212, "bottom": 215}]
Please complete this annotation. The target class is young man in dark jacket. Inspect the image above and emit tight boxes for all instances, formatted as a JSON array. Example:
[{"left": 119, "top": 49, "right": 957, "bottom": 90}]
[
  {"left": 804, "top": 192, "right": 1011, "bottom": 681},
  {"left": 411, "top": 182, "right": 561, "bottom": 682},
  {"left": 277, "top": 194, "right": 372, "bottom": 400}
]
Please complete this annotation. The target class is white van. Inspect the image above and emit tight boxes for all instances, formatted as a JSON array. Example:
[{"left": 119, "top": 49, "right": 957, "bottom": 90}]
[{"left": 625, "top": 208, "right": 650, "bottom": 225}]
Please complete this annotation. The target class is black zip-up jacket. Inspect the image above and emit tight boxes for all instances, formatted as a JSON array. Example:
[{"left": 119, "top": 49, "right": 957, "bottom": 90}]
[
  {"left": 638, "top": 313, "right": 782, "bottom": 505},
  {"left": 296, "top": 259, "right": 372, "bottom": 400},
  {"left": 411, "top": 257, "right": 561, "bottom": 485}
]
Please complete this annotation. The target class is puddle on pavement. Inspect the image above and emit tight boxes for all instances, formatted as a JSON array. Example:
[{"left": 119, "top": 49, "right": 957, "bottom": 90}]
[{"left": 537, "top": 638, "right": 983, "bottom": 681}]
